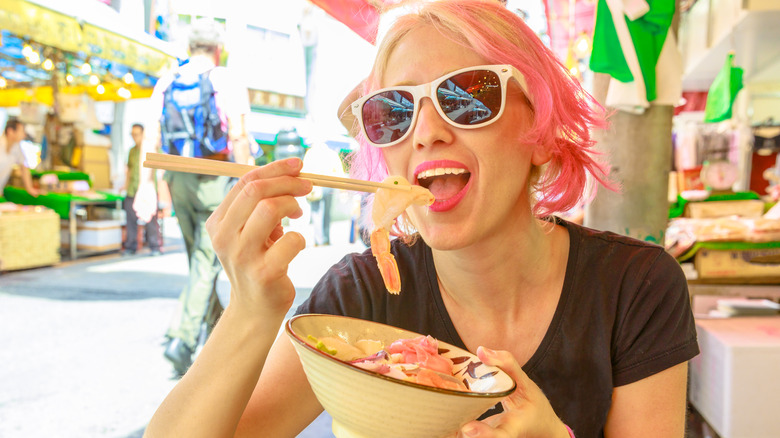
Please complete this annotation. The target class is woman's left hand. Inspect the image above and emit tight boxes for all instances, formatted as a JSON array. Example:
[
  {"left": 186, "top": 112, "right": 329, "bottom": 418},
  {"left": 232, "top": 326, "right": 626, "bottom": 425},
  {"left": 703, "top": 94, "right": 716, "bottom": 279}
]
[{"left": 453, "top": 347, "right": 571, "bottom": 438}]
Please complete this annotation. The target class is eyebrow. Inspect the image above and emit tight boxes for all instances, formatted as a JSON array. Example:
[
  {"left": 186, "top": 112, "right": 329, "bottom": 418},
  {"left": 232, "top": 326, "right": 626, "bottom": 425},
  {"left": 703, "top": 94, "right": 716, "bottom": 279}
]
[{"left": 387, "top": 67, "right": 463, "bottom": 88}]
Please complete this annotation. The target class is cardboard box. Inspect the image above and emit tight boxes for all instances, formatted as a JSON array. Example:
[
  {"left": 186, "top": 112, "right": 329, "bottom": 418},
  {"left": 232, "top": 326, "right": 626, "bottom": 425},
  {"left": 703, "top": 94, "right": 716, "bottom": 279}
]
[
  {"left": 689, "top": 317, "right": 780, "bottom": 438},
  {"left": 685, "top": 200, "right": 766, "bottom": 219},
  {"left": 60, "top": 219, "right": 122, "bottom": 251},
  {"left": 694, "top": 247, "right": 780, "bottom": 279},
  {"left": 0, "top": 206, "right": 60, "bottom": 271}
]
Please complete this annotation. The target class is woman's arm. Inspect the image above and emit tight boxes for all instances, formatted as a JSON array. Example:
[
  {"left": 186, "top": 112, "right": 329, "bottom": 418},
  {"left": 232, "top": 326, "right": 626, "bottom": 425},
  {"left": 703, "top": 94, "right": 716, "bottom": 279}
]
[
  {"left": 604, "top": 362, "right": 689, "bottom": 437},
  {"left": 144, "top": 158, "right": 319, "bottom": 437},
  {"left": 235, "top": 331, "right": 325, "bottom": 437},
  {"left": 145, "top": 305, "right": 284, "bottom": 436}
]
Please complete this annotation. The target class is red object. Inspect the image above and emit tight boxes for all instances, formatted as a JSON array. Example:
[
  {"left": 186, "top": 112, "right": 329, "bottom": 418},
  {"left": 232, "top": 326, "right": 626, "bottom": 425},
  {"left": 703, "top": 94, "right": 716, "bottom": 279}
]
[
  {"left": 749, "top": 151, "right": 778, "bottom": 196},
  {"left": 678, "top": 166, "right": 705, "bottom": 192},
  {"left": 309, "top": 0, "right": 383, "bottom": 44},
  {"left": 674, "top": 91, "right": 709, "bottom": 115}
]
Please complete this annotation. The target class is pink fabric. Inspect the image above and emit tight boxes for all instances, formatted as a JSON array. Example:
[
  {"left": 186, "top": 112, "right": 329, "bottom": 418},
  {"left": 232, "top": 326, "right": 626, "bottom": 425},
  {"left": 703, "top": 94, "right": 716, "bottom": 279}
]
[
  {"left": 309, "top": 0, "right": 382, "bottom": 44},
  {"left": 542, "top": 0, "right": 596, "bottom": 63}
]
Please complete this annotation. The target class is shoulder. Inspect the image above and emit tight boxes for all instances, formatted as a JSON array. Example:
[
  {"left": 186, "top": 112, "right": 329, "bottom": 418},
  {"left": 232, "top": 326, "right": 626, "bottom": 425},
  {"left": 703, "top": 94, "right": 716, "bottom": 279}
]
[
  {"left": 561, "top": 219, "right": 672, "bottom": 270},
  {"left": 10, "top": 141, "right": 24, "bottom": 158},
  {"left": 559, "top": 218, "right": 688, "bottom": 316}
]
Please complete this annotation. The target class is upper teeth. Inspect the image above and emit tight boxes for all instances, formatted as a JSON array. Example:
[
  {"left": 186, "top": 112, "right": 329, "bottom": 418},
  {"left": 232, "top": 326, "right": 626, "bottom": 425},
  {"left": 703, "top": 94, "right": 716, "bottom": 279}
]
[{"left": 417, "top": 168, "right": 467, "bottom": 179}]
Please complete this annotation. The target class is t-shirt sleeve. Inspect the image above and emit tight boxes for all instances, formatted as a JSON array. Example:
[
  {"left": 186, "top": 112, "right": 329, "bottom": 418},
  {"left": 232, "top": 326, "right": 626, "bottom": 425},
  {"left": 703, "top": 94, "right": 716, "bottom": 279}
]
[
  {"left": 294, "top": 251, "right": 379, "bottom": 320},
  {"left": 12, "top": 144, "right": 26, "bottom": 166},
  {"left": 611, "top": 248, "right": 699, "bottom": 386}
]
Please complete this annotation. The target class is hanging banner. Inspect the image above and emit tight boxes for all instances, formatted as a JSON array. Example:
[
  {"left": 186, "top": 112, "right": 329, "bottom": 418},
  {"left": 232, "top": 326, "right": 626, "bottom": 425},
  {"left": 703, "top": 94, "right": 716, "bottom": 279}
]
[{"left": 0, "top": 0, "right": 176, "bottom": 76}]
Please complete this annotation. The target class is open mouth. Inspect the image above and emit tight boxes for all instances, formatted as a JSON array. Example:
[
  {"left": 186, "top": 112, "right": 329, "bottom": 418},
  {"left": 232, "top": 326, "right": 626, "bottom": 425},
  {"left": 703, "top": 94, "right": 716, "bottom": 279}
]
[{"left": 416, "top": 167, "right": 471, "bottom": 201}]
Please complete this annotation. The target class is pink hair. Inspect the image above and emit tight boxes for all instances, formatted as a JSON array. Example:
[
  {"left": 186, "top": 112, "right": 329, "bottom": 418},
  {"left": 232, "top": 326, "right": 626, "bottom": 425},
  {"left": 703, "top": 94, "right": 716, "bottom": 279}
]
[{"left": 347, "top": 0, "right": 613, "bottom": 222}]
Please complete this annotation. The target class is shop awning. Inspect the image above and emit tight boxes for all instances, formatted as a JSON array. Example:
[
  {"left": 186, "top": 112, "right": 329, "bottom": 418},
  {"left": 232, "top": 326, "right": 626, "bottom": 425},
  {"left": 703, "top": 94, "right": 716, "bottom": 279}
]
[
  {"left": 0, "top": 0, "right": 178, "bottom": 75},
  {"left": 0, "top": 0, "right": 181, "bottom": 106}
]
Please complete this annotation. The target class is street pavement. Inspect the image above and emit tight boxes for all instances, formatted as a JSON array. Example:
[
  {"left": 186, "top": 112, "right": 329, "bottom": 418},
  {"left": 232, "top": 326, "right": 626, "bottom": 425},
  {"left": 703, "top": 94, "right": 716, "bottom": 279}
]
[{"left": 0, "top": 216, "right": 366, "bottom": 437}]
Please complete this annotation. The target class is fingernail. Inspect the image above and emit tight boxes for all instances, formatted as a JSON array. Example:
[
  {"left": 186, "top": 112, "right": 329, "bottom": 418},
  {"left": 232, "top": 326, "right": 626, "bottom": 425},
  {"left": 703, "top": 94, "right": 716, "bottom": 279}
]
[
  {"left": 462, "top": 424, "right": 480, "bottom": 437},
  {"left": 481, "top": 347, "right": 496, "bottom": 356},
  {"left": 288, "top": 158, "right": 301, "bottom": 168}
]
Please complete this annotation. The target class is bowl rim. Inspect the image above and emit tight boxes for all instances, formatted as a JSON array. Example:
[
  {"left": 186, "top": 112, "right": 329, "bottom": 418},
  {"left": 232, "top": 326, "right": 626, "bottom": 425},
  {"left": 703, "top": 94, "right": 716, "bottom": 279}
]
[{"left": 286, "top": 313, "right": 517, "bottom": 399}]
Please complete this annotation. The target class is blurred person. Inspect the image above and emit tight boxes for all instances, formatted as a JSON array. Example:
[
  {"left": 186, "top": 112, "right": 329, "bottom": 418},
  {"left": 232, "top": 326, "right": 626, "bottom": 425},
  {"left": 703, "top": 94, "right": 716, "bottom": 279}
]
[
  {"left": 0, "top": 119, "right": 39, "bottom": 197},
  {"left": 302, "top": 141, "right": 346, "bottom": 246},
  {"left": 150, "top": 18, "right": 252, "bottom": 377},
  {"left": 146, "top": 1, "right": 698, "bottom": 436},
  {"left": 121, "top": 123, "right": 162, "bottom": 256}
]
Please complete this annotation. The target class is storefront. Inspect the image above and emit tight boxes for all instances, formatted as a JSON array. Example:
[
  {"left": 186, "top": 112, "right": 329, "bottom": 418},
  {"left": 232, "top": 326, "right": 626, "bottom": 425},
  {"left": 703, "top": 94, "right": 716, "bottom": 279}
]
[{"left": 0, "top": 0, "right": 179, "bottom": 269}]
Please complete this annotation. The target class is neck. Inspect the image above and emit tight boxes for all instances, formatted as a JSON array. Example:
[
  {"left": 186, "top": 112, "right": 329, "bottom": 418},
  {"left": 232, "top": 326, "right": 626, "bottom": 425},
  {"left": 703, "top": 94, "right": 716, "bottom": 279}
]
[{"left": 432, "top": 218, "right": 566, "bottom": 315}]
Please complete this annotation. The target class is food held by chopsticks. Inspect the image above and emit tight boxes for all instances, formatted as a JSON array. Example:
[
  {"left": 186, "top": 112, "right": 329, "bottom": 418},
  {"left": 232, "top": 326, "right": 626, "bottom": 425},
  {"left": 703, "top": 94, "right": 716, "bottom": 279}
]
[
  {"left": 144, "top": 153, "right": 436, "bottom": 295},
  {"left": 370, "top": 176, "right": 435, "bottom": 294}
]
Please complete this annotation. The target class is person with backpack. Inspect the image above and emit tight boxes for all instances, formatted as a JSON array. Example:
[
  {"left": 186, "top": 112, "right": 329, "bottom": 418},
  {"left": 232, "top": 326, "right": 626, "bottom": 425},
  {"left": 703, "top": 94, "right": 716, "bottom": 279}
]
[{"left": 150, "top": 18, "right": 251, "bottom": 377}]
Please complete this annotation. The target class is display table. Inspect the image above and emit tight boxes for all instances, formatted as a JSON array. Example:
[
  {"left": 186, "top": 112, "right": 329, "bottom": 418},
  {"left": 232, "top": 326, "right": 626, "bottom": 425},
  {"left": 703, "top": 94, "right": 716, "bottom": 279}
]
[
  {"left": 3, "top": 186, "right": 123, "bottom": 259},
  {"left": 689, "top": 317, "right": 780, "bottom": 438}
]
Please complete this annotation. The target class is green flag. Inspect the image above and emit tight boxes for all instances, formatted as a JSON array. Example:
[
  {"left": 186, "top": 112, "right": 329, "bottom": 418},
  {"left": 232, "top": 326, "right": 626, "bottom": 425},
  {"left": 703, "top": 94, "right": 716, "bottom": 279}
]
[{"left": 704, "top": 53, "right": 744, "bottom": 123}]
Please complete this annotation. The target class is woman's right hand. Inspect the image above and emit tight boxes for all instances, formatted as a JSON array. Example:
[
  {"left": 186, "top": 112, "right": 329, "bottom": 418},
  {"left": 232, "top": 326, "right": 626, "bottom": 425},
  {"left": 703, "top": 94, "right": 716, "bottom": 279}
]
[{"left": 206, "top": 157, "right": 313, "bottom": 319}]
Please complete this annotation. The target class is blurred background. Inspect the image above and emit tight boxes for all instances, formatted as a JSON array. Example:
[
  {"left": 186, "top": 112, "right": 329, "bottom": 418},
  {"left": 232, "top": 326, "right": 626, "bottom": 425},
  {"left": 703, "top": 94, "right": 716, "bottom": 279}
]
[{"left": 1, "top": 1, "right": 779, "bottom": 437}]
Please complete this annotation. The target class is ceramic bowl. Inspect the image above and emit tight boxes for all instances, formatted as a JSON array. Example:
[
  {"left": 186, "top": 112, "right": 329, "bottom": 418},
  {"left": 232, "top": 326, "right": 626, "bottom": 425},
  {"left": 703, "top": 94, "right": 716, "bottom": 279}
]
[{"left": 286, "top": 314, "right": 516, "bottom": 438}]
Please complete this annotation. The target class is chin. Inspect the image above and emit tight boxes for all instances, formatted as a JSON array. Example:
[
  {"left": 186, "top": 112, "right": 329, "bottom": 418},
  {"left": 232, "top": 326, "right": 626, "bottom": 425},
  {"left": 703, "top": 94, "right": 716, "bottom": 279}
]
[{"left": 417, "top": 224, "right": 474, "bottom": 251}]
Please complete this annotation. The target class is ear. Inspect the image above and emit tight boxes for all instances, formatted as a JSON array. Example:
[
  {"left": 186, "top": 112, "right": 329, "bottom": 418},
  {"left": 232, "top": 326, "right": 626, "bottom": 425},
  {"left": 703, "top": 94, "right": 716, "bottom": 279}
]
[{"left": 531, "top": 144, "right": 553, "bottom": 166}]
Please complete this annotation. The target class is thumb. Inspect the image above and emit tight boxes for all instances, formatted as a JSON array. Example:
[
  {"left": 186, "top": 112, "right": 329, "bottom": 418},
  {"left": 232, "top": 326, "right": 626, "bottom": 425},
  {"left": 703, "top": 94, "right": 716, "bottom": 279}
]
[{"left": 477, "top": 346, "right": 535, "bottom": 406}]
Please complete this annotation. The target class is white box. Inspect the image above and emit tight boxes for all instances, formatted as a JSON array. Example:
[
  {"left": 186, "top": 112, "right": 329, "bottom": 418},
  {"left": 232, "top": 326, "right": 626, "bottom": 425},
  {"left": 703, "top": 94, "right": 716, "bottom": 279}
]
[
  {"left": 689, "top": 317, "right": 780, "bottom": 438},
  {"left": 60, "top": 220, "right": 122, "bottom": 251}
]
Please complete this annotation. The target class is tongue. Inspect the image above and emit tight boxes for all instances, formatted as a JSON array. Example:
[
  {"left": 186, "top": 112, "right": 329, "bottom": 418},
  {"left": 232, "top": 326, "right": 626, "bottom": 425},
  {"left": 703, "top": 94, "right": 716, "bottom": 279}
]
[{"left": 427, "top": 174, "right": 469, "bottom": 200}]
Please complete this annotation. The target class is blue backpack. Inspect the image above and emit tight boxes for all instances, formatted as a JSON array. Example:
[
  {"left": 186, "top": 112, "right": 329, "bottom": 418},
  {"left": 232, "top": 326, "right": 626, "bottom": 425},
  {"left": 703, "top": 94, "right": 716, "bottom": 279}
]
[{"left": 160, "top": 69, "right": 228, "bottom": 158}]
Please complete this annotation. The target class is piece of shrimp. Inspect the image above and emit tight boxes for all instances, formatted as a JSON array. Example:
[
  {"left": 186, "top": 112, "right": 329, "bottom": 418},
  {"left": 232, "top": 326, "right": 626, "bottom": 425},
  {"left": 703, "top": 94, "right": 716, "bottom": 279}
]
[{"left": 371, "top": 176, "right": 435, "bottom": 294}]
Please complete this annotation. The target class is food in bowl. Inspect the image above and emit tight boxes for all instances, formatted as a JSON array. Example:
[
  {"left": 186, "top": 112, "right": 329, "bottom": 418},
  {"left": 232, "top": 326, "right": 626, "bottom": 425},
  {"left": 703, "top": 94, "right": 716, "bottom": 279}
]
[
  {"left": 310, "top": 334, "right": 487, "bottom": 391},
  {"left": 287, "top": 314, "right": 516, "bottom": 438}
]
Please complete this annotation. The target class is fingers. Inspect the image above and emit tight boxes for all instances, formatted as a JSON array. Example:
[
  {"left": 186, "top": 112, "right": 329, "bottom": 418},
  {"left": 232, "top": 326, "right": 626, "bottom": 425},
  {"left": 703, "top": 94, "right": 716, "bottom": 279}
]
[
  {"left": 210, "top": 157, "right": 307, "bottom": 225},
  {"left": 216, "top": 174, "right": 310, "bottom": 240},
  {"left": 241, "top": 195, "right": 304, "bottom": 253},
  {"left": 476, "top": 347, "right": 531, "bottom": 402},
  {"left": 458, "top": 348, "right": 565, "bottom": 438}
]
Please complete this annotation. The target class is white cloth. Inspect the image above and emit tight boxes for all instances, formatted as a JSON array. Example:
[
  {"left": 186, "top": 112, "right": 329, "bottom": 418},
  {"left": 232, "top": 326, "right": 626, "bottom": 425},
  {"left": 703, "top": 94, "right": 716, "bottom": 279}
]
[
  {"left": 603, "top": 0, "right": 682, "bottom": 114},
  {"left": 0, "top": 136, "right": 26, "bottom": 189}
]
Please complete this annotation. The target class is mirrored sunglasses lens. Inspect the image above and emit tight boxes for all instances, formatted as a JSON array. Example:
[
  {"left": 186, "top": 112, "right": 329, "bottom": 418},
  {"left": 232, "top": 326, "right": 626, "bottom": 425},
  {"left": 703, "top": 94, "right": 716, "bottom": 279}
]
[
  {"left": 437, "top": 70, "right": 502, "bottom": 126},
  {"left": 362, "top": 90, "right": 415, "bottom": 145}
]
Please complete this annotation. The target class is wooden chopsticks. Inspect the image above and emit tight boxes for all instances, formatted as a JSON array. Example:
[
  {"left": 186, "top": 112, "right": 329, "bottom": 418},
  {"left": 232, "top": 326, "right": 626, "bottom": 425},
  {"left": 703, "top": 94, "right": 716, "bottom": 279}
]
[{"left": 143, "top": 153, "right": 411, "bottom": 193}]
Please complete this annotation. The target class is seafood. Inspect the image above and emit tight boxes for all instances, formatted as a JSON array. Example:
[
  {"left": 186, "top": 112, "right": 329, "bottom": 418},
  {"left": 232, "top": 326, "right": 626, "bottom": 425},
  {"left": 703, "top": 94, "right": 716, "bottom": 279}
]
[
  {"left": 370, "top": 176, "right": 435, "bottom": 294},
  {"left": 311, "top": 334, "right": 470, "bottom": 391}
]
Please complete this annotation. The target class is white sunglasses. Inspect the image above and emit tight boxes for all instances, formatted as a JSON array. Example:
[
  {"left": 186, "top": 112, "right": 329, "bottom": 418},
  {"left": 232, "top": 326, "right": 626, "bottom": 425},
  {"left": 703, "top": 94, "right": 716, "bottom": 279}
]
[{"left": 351, "top": 64, "right": 531, "bottom": 148}]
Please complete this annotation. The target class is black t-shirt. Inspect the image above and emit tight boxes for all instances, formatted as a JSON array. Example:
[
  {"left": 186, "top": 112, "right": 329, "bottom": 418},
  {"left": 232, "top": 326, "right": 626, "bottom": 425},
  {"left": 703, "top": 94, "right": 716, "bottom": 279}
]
[{"left": 295, "top": 219, "right": 699, "bottom": 437}]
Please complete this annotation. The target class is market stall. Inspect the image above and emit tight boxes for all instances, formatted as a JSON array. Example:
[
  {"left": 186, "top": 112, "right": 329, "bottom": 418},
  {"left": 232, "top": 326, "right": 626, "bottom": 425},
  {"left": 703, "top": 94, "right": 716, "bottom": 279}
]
[{"left": 0, "top": 0, "right": 179, "bottom": 266}]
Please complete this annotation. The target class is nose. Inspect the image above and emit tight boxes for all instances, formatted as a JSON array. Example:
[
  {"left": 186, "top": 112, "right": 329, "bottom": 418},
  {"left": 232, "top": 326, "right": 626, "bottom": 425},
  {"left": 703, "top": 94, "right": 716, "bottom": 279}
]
[{"left": 411, "top": 96, "right": 454, "bottom": 150}]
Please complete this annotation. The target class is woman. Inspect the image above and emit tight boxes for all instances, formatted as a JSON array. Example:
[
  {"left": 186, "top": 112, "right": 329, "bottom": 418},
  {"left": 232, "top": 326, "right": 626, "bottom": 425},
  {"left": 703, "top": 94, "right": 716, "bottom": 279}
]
[{"left": 145, "top": 1, "right": 698, "bottom": 437}]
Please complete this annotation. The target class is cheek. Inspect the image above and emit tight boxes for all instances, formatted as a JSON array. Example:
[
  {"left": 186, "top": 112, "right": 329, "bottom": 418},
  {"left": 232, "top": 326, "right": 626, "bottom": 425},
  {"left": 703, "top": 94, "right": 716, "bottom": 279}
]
[{"left": 380, "top": 147, "right": 407, "bottom": 175}]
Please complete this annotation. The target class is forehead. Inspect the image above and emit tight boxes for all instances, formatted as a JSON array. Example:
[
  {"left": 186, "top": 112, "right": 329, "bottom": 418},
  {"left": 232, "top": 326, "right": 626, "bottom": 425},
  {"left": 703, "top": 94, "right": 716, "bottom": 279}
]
[{"left": 382, "top": 25, "right": 486, "bottom": 87}]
